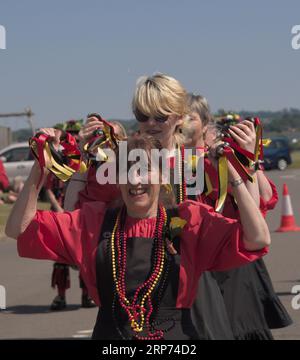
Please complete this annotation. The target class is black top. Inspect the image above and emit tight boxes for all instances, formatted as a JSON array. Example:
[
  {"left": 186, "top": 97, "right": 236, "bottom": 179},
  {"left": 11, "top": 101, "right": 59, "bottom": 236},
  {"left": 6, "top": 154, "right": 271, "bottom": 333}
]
[{"left": 92, "top": 209, "right": 199, "bottom": 340}]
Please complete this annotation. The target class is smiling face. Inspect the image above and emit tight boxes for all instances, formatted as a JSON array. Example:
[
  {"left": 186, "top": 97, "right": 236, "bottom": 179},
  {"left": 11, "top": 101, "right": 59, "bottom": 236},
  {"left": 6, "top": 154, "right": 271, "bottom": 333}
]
[
  {"left": 119, "top": 166, "right": 161, "bottom": 219},
  {"left": 117, "top": 134, "right": 163, "bottom": 219}
]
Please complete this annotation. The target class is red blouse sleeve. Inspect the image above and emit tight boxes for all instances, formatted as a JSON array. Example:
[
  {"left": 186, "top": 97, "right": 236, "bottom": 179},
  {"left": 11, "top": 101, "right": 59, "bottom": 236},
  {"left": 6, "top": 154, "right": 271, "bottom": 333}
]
[
  {"left": 259, "top": 177, "right": 278, "bottom": 214},
  {"left": 17, "top": 209, "right": 84, "bottom": 265},
  {"left": 17, "top": 201, "right": 107, "bottom": 266},
  {"left": 179, "top": 201, "right": 268, "bottom": 274}
]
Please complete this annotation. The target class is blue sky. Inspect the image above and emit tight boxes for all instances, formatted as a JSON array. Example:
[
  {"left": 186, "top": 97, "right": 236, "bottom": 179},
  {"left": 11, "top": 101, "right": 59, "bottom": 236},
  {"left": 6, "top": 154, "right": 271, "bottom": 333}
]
[{"left": 0, "top": 0, "right": 300, "bottom": 130}]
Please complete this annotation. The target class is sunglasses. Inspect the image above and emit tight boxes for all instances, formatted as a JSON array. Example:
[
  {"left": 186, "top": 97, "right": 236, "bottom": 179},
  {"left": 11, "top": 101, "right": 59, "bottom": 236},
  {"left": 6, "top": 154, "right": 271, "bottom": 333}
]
[{"left": 134, "top": 108, "right": 169, "bottom": 123}]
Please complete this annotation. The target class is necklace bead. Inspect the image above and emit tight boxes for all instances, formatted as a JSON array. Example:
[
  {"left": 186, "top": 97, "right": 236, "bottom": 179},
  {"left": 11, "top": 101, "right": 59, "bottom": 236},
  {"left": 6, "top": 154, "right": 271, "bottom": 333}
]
[{"left": 111, "top": 205, "right": 167, "bottom": 340}]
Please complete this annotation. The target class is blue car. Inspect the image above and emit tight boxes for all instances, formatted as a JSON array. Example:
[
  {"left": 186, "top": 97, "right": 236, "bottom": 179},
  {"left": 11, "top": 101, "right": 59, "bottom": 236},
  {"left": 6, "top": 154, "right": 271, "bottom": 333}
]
[{"left": 263, "top": 137, "right": 292, "bottom": 170}]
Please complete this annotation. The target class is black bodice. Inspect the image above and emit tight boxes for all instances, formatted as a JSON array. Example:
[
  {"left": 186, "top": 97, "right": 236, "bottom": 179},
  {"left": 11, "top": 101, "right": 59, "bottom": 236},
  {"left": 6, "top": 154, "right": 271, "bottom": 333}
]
[{"left": 92, "top": 209, "right": 198, "bottom": 340}]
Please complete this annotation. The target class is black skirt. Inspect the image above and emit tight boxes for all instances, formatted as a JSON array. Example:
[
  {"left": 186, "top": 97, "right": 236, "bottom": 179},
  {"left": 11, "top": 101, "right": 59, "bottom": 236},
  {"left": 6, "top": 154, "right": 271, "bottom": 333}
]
[
  {"left": 191, "top": 271, "right": 234, "bottom": 340},
  {"left": 251, "top": 258, "right": 292, "bottom": 329},
  {"left": 213, "top": 259, "right": 292, "bottom": 340}
]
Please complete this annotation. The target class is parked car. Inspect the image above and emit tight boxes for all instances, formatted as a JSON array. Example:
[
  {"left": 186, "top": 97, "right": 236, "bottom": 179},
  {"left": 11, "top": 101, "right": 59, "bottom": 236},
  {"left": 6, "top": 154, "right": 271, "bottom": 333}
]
[
  {"left": 0, "top": 142, "right": 34, "bottom": 184},
  {"left": 263, "top": 137, "right": 292, "bottom": 171}
]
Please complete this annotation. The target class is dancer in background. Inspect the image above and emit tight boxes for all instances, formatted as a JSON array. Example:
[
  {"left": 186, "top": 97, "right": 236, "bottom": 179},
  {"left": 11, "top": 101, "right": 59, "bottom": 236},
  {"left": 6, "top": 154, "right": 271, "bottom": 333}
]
[
  {"left": 131, "top": 74, "right": 234, "bottom": 339},
  {"left": 184, "top": 93, "right": 292, "bottom": 339},
  {"left": 63, "top": 120, "right": 126, "bottom": 210},
  {"left": 48, "top": 120, "right": 96, "bottom": 310},
  {"left": 0, "top": 160, "right": 24, "bottom": 204}
]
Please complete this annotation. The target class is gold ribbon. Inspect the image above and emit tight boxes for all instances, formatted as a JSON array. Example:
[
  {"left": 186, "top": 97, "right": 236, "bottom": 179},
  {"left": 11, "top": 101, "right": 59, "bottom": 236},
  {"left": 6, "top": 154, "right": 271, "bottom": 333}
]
[{"left": 215, "top": 156, "right": 228, "bottom": 213}]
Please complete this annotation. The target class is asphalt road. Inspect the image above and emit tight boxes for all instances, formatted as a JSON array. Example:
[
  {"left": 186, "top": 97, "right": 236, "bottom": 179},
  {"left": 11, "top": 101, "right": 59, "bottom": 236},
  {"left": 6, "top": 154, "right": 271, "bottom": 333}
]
[{"left": 0, "top": 168, "right": 300, "bottom": 340}]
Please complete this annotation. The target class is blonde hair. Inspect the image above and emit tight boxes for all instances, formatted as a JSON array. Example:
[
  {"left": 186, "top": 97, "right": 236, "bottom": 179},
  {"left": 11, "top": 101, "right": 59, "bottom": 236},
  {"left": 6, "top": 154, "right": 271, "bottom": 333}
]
[
  {"left": 132, "top": 73, "right": 188, "bottom": 118},
  {"left": 132, "top": 73, "right": 188, "bottom": 145}
]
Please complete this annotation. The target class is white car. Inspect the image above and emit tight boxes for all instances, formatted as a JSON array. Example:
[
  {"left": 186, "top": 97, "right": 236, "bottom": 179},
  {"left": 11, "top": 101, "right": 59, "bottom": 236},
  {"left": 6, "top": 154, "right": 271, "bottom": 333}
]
[{"left": 0, "top": 142, "right": 35, "bottom": 184}]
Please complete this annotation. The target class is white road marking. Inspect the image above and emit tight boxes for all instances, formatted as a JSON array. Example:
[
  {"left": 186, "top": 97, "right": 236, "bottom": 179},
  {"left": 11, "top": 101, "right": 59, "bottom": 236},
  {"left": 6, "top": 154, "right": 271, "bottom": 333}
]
[
  {"left": 72, "top": 334, "right": 90, "bottom": 338},
  {"left": 72, "top": 329, "right": 93, "bottom": 338},
  {"left": 77, "top": 329, "right": 93, "bottom": 334}
]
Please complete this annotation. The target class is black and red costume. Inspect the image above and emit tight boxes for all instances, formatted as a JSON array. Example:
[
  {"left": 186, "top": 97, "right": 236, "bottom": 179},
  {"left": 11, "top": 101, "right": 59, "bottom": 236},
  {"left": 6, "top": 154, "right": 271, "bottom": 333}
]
[{"left": 17, "top": 200, "right": 267, "bottom": 339}]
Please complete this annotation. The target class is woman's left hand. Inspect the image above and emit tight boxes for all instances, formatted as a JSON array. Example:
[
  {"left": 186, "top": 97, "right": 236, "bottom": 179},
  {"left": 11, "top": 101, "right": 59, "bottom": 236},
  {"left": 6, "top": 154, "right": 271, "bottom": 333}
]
[{"left": 228, "top": 120, "right": 256, "bottom": 153}]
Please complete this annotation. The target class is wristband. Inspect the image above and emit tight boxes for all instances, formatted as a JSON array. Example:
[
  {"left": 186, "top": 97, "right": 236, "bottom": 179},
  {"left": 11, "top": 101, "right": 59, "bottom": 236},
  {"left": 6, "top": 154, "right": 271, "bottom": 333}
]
[{"left": 230, "top": 178, "right": 243, "bottom": 187}]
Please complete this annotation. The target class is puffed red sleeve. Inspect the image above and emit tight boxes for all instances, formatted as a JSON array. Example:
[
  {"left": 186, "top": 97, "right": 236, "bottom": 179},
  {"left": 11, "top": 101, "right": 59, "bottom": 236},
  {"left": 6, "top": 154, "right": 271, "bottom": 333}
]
[
  {"left": 259, "top": 177, "right": 278, "bottom": 214},
  {"left": 179, "top": 201, "right": 268, "bottom": 274},
  {"left": 17, "top": 209, "right": 84, "bottom": 265},
  {"left": 17, "top": 201, "right": 107, "bottom": 267}
]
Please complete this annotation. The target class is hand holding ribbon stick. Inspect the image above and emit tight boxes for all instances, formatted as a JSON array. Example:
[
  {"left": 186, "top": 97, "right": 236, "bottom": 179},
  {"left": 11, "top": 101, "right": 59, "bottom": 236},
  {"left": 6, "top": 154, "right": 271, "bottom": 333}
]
[
  {"left": 29, "top": 128, "right": 86, "bottom": 187},
  {"left": 227, "top": 120, "right": 257, "bottom": 154},
  {"left": 81, "top": 113, "right": 119, "bottom": 164}
]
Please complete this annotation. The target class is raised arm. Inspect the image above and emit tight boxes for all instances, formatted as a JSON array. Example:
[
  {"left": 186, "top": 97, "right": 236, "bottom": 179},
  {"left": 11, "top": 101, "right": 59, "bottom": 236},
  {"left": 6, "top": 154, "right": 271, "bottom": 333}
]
[
  {"left": 227, "top": 120, "right": 260, "bottom": 206},
  {"left": 5, "top": 128, "right": 59, "bottom": 239},
  {"left": 184, "top": 167, "right": 271, "bottom": 273},
  {"left": 5, "top": 161, "right": 47, "bottom": 239},
  {"left": 227, "top": 162, "right": 271, "bottom": 251},
  {"left": 256, "top": 170, "right": 274, "bottom": 203},
  {"left": 46, "top": 188, "right": 64, "bottom": 213}
]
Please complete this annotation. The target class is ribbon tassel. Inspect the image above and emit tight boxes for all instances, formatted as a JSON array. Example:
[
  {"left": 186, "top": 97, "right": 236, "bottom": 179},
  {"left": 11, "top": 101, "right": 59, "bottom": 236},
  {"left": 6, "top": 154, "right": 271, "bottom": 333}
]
[
  {"left": 29, "top": 131, "right": 87, "bottom": 186},
  {"left": 215, "top": 156, "right": 228, "bottom": 213}
]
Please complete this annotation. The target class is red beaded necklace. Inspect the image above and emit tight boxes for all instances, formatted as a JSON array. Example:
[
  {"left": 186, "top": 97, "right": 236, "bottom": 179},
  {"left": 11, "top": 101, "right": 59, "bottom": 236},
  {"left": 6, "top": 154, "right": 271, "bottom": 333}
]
[{"left": 111, "top": 205, "right": 168, "bottom": 340}]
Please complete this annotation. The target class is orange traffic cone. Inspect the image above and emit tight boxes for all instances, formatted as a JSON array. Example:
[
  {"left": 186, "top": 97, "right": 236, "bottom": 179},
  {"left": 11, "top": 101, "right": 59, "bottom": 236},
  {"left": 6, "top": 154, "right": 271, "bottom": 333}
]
[{"left": 276, "top": 183, "right": 300, "bottom": 232}]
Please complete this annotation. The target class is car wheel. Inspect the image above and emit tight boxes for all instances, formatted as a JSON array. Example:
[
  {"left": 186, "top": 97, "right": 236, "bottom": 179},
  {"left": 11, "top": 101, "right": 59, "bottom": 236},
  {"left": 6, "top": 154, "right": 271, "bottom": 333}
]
[{"left": 277, "top": 158, "right": 288, "bottom": 171}]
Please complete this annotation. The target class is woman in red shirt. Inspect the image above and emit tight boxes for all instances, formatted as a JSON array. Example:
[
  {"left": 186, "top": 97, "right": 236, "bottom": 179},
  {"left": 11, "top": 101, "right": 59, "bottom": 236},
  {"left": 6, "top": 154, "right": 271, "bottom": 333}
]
[
  {"left": 64, "top": 120, "right": 126, "bottom": 211},
  {"left": 184, "top": 93, "right": 292, "bottom": 339},
  {"left": 6, "top": 133, "right": 270, "bottom": 340}
]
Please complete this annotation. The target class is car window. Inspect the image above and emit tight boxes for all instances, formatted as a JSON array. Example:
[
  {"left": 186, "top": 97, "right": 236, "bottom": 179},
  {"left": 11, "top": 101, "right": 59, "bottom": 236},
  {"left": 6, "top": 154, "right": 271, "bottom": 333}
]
[
  {"left": 1, "top": 147, "right": 31, "bottom": 162},
  {"left": 274, "top": 141, "right": 286, "bottom": 149}
]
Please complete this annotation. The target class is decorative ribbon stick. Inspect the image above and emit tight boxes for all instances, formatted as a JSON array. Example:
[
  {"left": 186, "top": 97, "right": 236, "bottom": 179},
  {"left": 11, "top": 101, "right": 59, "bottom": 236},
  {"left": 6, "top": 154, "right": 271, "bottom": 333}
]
[
  {"left": 29, "top": 131, "right": 87, "bottom": 187},
  {"left": 83, "top": 113, "right": 120, "bottom": 166},
  {"left": 208, "top": 114, "right": 269, "bottom": 212}
]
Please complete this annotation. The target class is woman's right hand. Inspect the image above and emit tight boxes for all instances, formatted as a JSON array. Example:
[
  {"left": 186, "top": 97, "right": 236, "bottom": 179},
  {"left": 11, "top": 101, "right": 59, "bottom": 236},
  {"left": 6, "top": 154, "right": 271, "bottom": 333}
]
[
  {"left": 78, "top": 116, "right": 104, "bottom": 146},
  {"left": 38, "top": 128, "right": 62, "bottom": 168}
]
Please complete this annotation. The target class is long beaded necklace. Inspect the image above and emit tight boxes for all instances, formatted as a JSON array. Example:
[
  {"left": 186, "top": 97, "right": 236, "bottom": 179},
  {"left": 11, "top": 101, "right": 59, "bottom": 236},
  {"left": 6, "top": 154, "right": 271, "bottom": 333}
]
[
  {"left": 111, "top": 205, "right": 168, "bottom": 340},
  {"left": 175, "top": 145, "right": 187, "bottom": 204}
]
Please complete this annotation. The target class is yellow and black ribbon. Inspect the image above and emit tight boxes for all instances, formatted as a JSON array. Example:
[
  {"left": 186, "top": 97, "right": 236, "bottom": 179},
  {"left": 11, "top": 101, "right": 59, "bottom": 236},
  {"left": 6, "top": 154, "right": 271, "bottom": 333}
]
[
  {"left": 83, "top": 113, "right": 120, "bottom": 167},
  {"left": 29, "top": 131, "right": 87, "bottom": 186}
]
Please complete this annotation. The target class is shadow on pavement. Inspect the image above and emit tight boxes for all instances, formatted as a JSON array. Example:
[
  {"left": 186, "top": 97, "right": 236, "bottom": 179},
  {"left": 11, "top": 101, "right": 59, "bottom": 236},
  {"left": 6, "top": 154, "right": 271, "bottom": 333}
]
[{"left": 1, "top": 304, "right": 81, "bottom": 314}]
